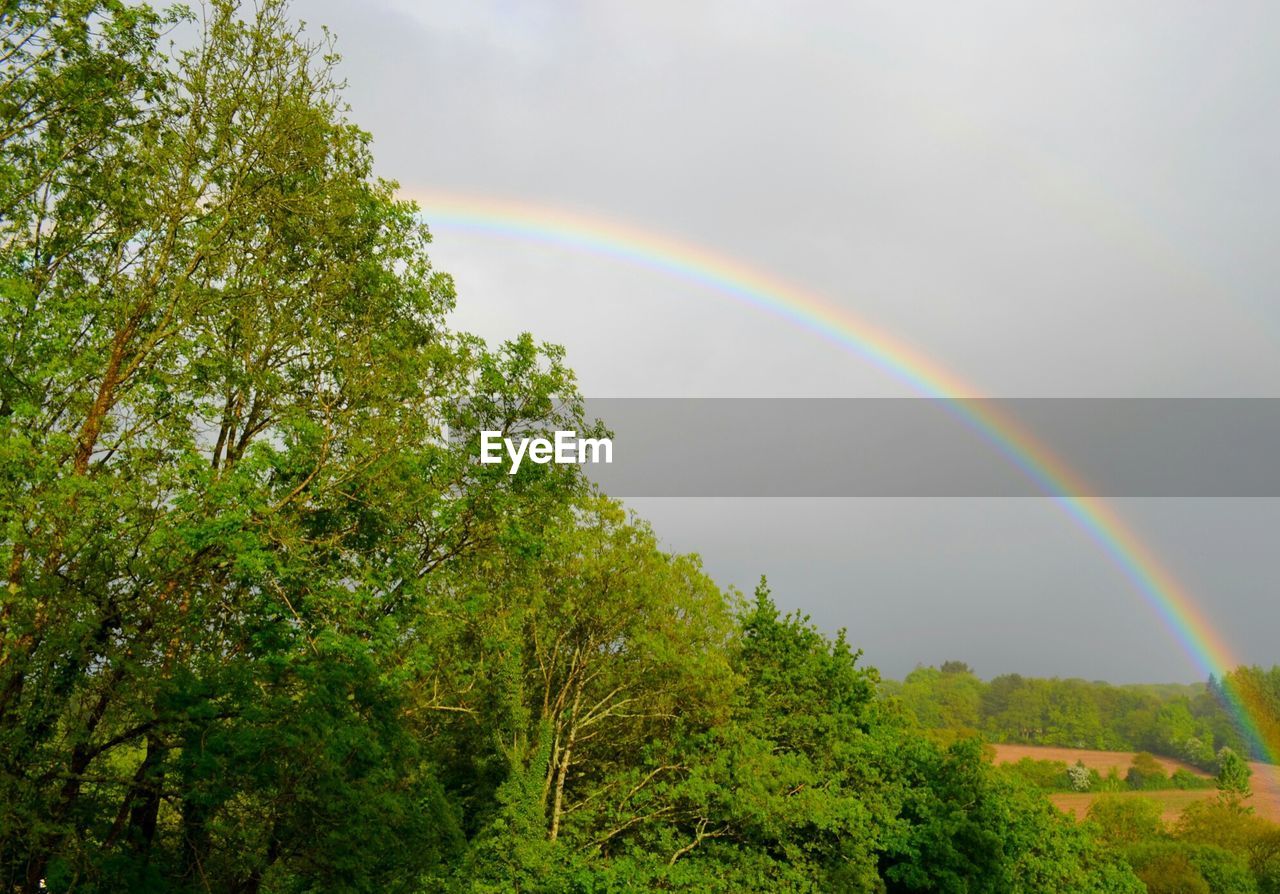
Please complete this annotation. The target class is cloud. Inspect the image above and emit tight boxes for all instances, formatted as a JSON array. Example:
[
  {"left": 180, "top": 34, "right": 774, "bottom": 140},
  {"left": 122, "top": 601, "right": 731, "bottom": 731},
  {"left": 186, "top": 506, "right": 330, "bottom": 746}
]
[{"left": 286, "top": 0, "right": 1280, "bottom": 680}]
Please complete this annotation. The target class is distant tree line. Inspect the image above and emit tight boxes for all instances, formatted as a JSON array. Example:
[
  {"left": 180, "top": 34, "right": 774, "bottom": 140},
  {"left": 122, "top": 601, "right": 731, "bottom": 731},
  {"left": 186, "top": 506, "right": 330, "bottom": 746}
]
[{"left": 885, "top": 663, "right": 1280, "bottom": 770}]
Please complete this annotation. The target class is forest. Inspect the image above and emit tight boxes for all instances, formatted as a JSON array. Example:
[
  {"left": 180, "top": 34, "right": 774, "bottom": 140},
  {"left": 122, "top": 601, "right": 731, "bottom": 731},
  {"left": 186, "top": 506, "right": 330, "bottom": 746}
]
[{"left": 0, "top": 2, "right": 1276, "bottom": 892}]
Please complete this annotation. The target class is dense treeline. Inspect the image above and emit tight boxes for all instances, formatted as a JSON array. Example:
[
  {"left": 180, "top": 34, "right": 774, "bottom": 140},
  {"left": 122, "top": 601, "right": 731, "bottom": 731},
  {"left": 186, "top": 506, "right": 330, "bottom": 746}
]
[
  {"left": 887, "top": 663, "right": 1280, "bottom": 770},
  {"left": 0, "top": 2, "right": 1157, "bottom": 890}
]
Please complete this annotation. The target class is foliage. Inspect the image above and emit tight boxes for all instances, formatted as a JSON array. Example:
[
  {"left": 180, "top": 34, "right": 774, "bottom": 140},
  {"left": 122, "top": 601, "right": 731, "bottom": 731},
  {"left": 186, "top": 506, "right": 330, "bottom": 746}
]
[
  {"left": 1088, "top": 796, "right": 1165, "bottom": 846},
  {"left": 897, "top": 665, "right": 982, "bottom": 732},
  {"left": 891, "top": 662, "right": 1280, "bottom": 775},
  {"left": 0, "top": 0, "right": 579, "bottom": 888},
  {"left": 1082, "top": 780, "right": 1280, "bottom": 893},
  {"left": 1070, "top": 761, "right": 1094, "bottom": 792},
  {"left": 1170, "top": 769, "right": 1214, "bottom": 791},
  {"left": 879, "top": 738, "right": 1142, "bottom": 893},
  {"left": 1001, "top": 757, "right": 1075, "bottom": 792},
  {"left": 1127, "top": 752, "right": 1169, "bottom": 790},
  {"left": 1219, "top": 747, "right": 1255, "bottom": 799},
  {"left": 1218, "top": 668, "right": 1280, "bottom": 763},
  {"left": 1124, "top": 842, "right": 1212, "bottom": 894},
  {"left": 1125, "top": 841, "right": 1258, "bottom": 894}
]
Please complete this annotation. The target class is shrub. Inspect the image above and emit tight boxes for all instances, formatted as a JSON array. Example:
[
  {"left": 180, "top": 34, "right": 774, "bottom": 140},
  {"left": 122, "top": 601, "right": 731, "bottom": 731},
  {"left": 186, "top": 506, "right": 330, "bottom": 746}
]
[
  {"left": 1088, "top": 795, "right": 1165, "bottom": 845},
  {"left": 1098, "top": 767, "right": 1127, "bottom": 792},
  {"left": 1125, "top": 842, "right": 1211, "bottom": 894},
  {"left": 1004, "top": 757, "right": 1071, "bottom": 791},
  {"left": 1127, "top": 752, "right": 1169, "bottom": 790},
  {"left": 1170, "top": 768, "right": 1214, "bottom": 790},
  {"left": 1068, "top": 760, "right": 1093, "bottom": 792}
]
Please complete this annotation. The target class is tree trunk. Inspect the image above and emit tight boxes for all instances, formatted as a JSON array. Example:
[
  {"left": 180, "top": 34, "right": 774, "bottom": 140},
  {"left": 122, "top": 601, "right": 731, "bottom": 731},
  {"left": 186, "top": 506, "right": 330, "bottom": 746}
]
[{"left": 549, "top": 683, "right": 583, "bottom": 842}]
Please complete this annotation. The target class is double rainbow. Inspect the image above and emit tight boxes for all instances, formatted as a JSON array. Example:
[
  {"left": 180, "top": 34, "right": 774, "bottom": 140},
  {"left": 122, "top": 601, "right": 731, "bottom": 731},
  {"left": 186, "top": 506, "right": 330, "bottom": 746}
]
[{"left": 408, "top": 189, "right": 1275, "bottom": 771}]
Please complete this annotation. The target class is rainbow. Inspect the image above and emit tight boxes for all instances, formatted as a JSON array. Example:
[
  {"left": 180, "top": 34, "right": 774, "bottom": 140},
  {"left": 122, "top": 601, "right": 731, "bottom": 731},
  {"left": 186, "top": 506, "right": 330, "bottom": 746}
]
[{"left": 406, "top": 189, "right": 1276, "bottom": 771}]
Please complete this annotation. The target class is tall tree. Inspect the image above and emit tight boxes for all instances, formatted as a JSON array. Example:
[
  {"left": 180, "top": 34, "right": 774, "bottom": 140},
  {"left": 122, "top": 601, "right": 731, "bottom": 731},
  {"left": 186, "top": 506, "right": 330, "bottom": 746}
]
[{"left": 0, "top": 1, "right": 581, "bottom": 888}]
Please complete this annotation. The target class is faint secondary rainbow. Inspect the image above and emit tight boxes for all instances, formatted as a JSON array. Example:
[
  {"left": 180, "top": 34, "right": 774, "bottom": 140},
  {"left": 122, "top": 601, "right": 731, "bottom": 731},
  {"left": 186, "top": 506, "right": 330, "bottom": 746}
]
[{"left": 408, "top": 189, "right": 1276, "bottom": 768}]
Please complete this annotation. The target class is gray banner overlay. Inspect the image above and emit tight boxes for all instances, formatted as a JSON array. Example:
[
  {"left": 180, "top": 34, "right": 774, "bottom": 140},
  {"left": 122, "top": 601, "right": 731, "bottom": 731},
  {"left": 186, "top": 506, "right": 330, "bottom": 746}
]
[{"left": 564, "top": 399, "right": 1280, "bottom": 497}]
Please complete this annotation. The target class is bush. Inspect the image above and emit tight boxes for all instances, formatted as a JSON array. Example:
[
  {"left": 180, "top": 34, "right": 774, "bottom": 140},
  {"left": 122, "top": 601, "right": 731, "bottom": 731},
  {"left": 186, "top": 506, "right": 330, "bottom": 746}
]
[
  {"left": 1186, "top": 844, "right": 1259, "bottom": 894},
  {"left": 1088, "top": 795, "right": 1165, "bottom": 845},
  {"left": 1098, "top": 767, "right": 1128, "bottom": 792},
  {"left": 1181, "top": 736, "right": 1218, "bottom": 770},
  {"left": 1003, "top": 757, "right": 1071, "bottom": 791},
  {"left": 1170, "top": 768, "right": 1214, "bottom": 790},
  {"left": 1068, "top": 760, "right": 1093, "bottom": 792},
  {"left": 1127, "top": 752, "right": 1169, "bottom": 790},
  {"left": 1218, "top": 747, "right": 1254, "bottom": 798},
  {"left": 1125, "top": 842, "right": 1211, "bottom": 894}
]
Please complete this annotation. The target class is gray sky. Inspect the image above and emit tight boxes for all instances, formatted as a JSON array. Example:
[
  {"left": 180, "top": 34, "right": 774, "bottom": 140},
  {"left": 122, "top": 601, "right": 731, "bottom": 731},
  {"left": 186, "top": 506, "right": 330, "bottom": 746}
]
[{"left": 289, "top": 0, "right": 1280, "bottom": 682}]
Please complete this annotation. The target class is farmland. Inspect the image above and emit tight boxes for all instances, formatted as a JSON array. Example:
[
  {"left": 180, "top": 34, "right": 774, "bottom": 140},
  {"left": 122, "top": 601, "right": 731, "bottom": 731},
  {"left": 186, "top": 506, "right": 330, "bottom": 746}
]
[{"left": 991, "top": 743, "right": 1280, "bottom": 823}]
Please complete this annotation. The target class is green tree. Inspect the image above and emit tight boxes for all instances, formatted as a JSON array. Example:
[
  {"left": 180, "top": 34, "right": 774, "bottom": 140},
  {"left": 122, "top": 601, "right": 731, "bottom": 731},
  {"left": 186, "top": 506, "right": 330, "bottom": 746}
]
[
  {"left": 1087, "top": 796, "right": 1165, "bottom": 846},
  {"left": 882, "top": 739, "right": 1141, "bottom": 893},
  {"left": 1220, "top": 668, "right": 1280, "bottom": 762},
  {"left": 1177, "top": 799, "right": 1280, "bottom": 894},
  {"left": 1125, "top": 843, "right": 1211, "bottom": 894},
  {"left": 899, "top": 664, "right": 982, "bottom": 733},
  {"left": 1218, "top": 748, "right": 1254, "bottom": 801},
  {"left": 1127, "top": 752, "right": 1169, "bottom": 790},
  {"left": 0, "top": 0, "right": 581, "bottom": 888}
]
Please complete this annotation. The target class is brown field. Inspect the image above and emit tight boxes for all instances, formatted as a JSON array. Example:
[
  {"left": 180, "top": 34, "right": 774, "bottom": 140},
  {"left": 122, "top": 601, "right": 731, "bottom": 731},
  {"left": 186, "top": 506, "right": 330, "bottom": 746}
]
[
  {"left": 989, "top": 744, "right": 1280, "bottom": 823},
  {"left": 990, "top": 743, "right": 1208, "bottom": 778}
]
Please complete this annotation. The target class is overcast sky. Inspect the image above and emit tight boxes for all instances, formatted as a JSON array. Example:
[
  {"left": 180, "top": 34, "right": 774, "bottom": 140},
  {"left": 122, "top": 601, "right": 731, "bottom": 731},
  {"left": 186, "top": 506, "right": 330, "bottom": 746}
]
[{"left": 288, "top": 0, "right": 1280, "bottom": 682}]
